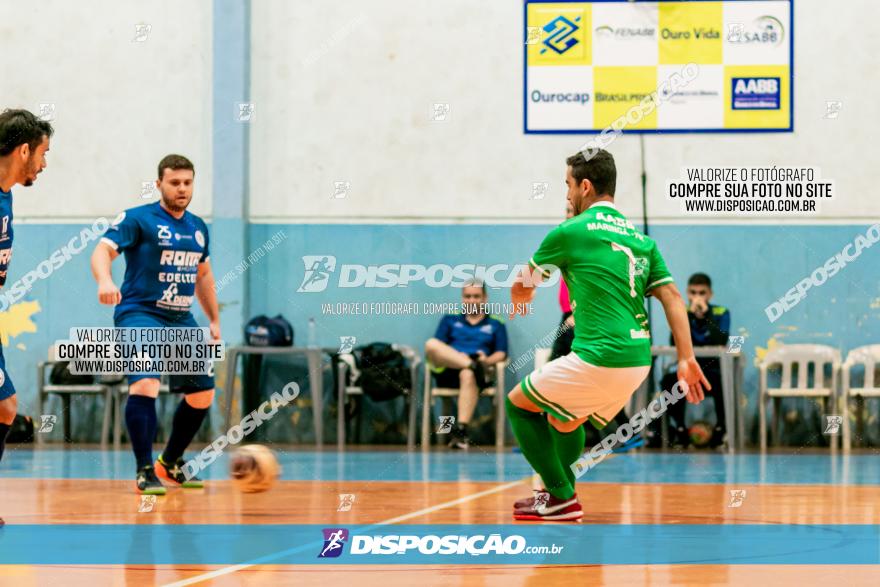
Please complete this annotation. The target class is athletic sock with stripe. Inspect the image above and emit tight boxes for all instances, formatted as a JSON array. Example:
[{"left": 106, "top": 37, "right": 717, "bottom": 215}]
[
  {"left": 506, "top": 397, "right": 575, "bottom": 500},
  {"left": 550, "top": 424, "right": 585, "bottom": 489}
]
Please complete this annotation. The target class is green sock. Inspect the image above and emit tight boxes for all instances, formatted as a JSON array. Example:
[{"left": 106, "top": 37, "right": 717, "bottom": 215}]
[
  {"left": 550, "top": 425, "right": 585, "bottom": 490},
  {"left": 505, "top": 397, "right": 574, "bottom": 500}
]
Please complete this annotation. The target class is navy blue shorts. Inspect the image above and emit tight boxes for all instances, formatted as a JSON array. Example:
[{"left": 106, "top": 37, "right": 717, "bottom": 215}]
[
  {"left": 0, "top": 345, "right": 15, "bottom": 401},
  {"left": 114, "top": 309, "right": 215, "bottom": 394}
]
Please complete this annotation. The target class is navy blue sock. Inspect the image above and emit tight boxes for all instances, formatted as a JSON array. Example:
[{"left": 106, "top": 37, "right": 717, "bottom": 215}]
[
  {"left": 161, "top": 398, "right": 209, "bottom": 464},
  {"left": 125, "top": 395, "right": 157, "bottom": 469},
  {"left": 0, "top": 423, "right": 9, "bottom": 461}
]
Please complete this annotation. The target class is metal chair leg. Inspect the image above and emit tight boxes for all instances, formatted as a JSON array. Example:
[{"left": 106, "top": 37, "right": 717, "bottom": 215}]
[
  {"left": 407, "top": 362, "right": 418, "bottom": 450},
  {"left": 101, "top": 387, "right": 112, "bottom": 448},
  {"left": 421, "top": 365, "right": 432, "bottom": 449},
  {"left": 759, "top": 392, "right": 767, "bottom": 452},
  {"left": 114, "top": 387, "right": 123, "bottom": 449},
  {"left": 62, "top": 395, "right": 72, "bottom": 443},
  {"left": 337, "top": 362, "right": 347, "bottom": 451}
]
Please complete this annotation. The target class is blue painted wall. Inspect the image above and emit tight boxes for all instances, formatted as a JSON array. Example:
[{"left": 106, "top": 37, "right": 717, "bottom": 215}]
[{"left": 6, "top": 221, "right": 878, "bottom": 443}]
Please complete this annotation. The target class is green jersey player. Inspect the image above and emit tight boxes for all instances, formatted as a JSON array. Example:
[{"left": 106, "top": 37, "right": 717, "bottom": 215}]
[{"left": 507, "top": 149, "right": 709, "bottom": 522}]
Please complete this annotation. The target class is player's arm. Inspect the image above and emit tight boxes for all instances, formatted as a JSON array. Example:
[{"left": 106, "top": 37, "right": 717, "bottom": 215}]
[
  {"left": 195, "top": 260, "right": 221, "bottom": 340},
  {"left": 651, "top": 282, "right": 709, "bottom": 404},
  {"left": 91, "top": 241, "right": 121, "bottom": 305},
  {"left": 511, "top": 225, "right": 567, "bottom": 318}
]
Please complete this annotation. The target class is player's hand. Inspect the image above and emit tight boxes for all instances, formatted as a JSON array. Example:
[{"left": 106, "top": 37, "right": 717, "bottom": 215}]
[
  {"left": 97, "top": 279, "right": 121, "bottom": 305},
  {"left": 676, "top": 356, "right": 710, "bottom": 404},
  {"left": 209, "top": 320, "right": 221, "bottom": 341},
  {"left": 509, "top": 281, "right": 535, "bottom": 319},
  {"left": 564, "top": 314, "right": 575, "bottom": 329}
]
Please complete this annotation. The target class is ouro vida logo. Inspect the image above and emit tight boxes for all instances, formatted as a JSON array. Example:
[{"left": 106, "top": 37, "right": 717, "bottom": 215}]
[
  {"left": 298, "top": 255, "right": 337, "bottom": 293},
  {"left": 318, "top": 528, "right": 349, "bottom": 558},
  {"left": 541, "top": 15, "right": 581, "bottom": 55}
]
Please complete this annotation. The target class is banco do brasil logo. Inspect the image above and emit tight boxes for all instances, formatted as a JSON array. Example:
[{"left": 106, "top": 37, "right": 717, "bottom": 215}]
[{"left": 541, "top": 15, "right": 581, "bottom": 55}]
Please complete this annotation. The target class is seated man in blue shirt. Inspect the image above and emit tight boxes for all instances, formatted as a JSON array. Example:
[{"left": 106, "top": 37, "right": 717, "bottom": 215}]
[
  {"left": 660, "top": 272, "right": 730, "bottom": 448},
  {"left": 425, "top": 282, "right": 508, "bottom": 449}
]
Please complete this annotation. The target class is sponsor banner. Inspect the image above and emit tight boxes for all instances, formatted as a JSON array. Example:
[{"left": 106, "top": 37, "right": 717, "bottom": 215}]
[
  {"left": 1, "top": 524, "right": 878, "bottom": 565},
  {"left": 525, "top": 1, "right": 792, "bottom": 133}
]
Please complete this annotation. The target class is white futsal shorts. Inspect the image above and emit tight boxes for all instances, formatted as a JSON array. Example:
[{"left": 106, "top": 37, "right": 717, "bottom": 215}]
[{"left": 520, "top": 352, "right": 650, "bottom": 428}]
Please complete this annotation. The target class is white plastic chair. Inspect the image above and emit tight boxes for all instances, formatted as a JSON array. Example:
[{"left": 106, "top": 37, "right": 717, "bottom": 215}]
[
  {"left": 841, "top": 344, "right": 880, "bottom": 450},
  {"left": 758, "top": 344, "right": 841, "bottom": 451},
  {"left": 421, "top": 359, "right": 508, "bottom": 449},
  {"left": 533, "top": 348, "right": 552, "bottom": 370}
]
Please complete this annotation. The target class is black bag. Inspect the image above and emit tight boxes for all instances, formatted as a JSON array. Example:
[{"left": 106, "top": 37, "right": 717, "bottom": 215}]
[
  {"left": 355, "top": 343, "right": 409, "bottom": 402},
  {"left": 7, "top": 414, "right": 34, "bottom": 443},
  {"left": 244, "top": 315, "right": 294, "bottom": 347},
  {"left": 49, "top": 361, "right": 94, "bottom": 385}
]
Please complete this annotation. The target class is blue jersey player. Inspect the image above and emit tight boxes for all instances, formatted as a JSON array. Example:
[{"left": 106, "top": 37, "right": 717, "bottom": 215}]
[
  {"left": 91, "top": 154, "right": 220, "bottom": 495},
  {"left": 0, "top": 109, "right": 53, "bottom": 525}
]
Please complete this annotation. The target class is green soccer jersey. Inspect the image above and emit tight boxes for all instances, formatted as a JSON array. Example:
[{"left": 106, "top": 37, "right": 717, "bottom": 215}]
[{"left": 529, "top": 201, "right": 673, "bottom": 368}]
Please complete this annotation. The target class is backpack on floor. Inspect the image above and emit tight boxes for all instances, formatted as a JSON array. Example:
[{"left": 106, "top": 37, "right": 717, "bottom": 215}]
[{"left": 354, "top": 343, "right": 410, "bottom": 402}]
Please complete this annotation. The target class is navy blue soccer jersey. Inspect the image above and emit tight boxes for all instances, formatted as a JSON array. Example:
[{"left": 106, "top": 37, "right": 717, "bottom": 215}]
[
  {"left": 434, "top": 314, "right": 508, "bottom": 357},
  {"left": 0, "top": 188, "right": 13, "bottom": 287},
  {"left": 101, "top": 202, "right": 209, "bottom": 316}
]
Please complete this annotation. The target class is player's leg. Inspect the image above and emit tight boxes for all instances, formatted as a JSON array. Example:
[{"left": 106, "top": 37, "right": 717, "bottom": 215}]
[
  {"left": 0, "top": 396, "right": 16, "bottom": 462},
  {"left": 506, "top": 385, "right": 585, "bottom": 521},
  {"left": 0, "top": 347, "right": 16, "bottom": 463},
  {"left": 155, "top": 383, "right": 214, "bottom": 488},
  {"left": 154, "top": 311, "right": 215, "bottom": 487},
  {"left": 156, "top": 310, "right": 216, "bottom": 487},
  {"left": 127, "top": 377, "right": 164, "bottom": 494},
  {"left": 0, "top": 391, "right": 15, "bottom": 528},
  {"left": 509, "top": 354, "right": 650, "bottom": 521}
]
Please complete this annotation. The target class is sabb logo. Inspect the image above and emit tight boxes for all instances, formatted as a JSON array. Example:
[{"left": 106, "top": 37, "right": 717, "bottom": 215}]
[
  {"left": 728, "top": 15, "right": 785, "bottom": 46},
  {"left": 731, "top": 77, "right": 780, "bottom": 110},
  {"left": 541, "top": 16, "right": 580, "bottom": 55},
  {"left": 298, "top": 255, "right": 337, "bottom": 292}
]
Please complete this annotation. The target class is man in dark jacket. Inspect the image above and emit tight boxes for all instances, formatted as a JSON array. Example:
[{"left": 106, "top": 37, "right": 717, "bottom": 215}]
[{"left": 660, "top": 273, "right": 730, "bottom": 448}]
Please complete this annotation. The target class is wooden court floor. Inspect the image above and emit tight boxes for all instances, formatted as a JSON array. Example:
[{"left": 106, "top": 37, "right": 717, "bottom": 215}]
[{"left": 1, "top": 447, "right": 879, "bottom": 586}]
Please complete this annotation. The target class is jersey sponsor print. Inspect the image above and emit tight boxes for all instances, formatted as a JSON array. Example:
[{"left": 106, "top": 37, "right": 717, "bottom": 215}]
[
  {"left": 101, "top": 202, "right": 209, "bottom": 316},
  {"left": 530, "top": 201, "right": 672, "bottom": 368}
]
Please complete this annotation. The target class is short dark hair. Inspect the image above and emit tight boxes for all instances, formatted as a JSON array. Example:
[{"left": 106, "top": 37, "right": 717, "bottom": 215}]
[
  {"left": 157, "top": 154, "right": 195, "bottom": 179},
  {"left": 462, "top": 279, "right": 487, "bottom": 294},
  {"left": 566, "top": 149, "right": 616, "bottom": 197},
  {"left": 0, "top": 109, "right": 54, "bottom": 157},
  {"left": 688, "top": 273, "right": 712, "bottom": 288}
]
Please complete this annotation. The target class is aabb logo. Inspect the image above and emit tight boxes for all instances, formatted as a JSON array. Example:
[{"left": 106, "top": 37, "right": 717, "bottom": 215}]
[{"left": 732, "top": 77, "right": 780, "bottom": 110}]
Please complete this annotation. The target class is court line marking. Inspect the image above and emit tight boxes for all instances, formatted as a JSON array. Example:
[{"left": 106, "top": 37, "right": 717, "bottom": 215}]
[{"left": 162, "top": 477, "right": 528, "bottom": 586}]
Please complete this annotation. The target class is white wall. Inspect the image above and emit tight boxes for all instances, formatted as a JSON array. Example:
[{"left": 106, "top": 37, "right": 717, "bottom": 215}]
[
  {"left": 0, "top": 0, "right": 213, "bottom": 220},
  {"left": 250, "top": 0, "right": 878, "bottom": 224}
]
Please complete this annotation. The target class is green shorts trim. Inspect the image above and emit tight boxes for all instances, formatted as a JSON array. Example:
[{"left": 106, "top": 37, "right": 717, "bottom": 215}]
[
  {"left": 520, "top": 375, "right": 578, "bottom": 423},
  {"left": 588, "top": 414, "right": 609, "bottom": 430}
]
